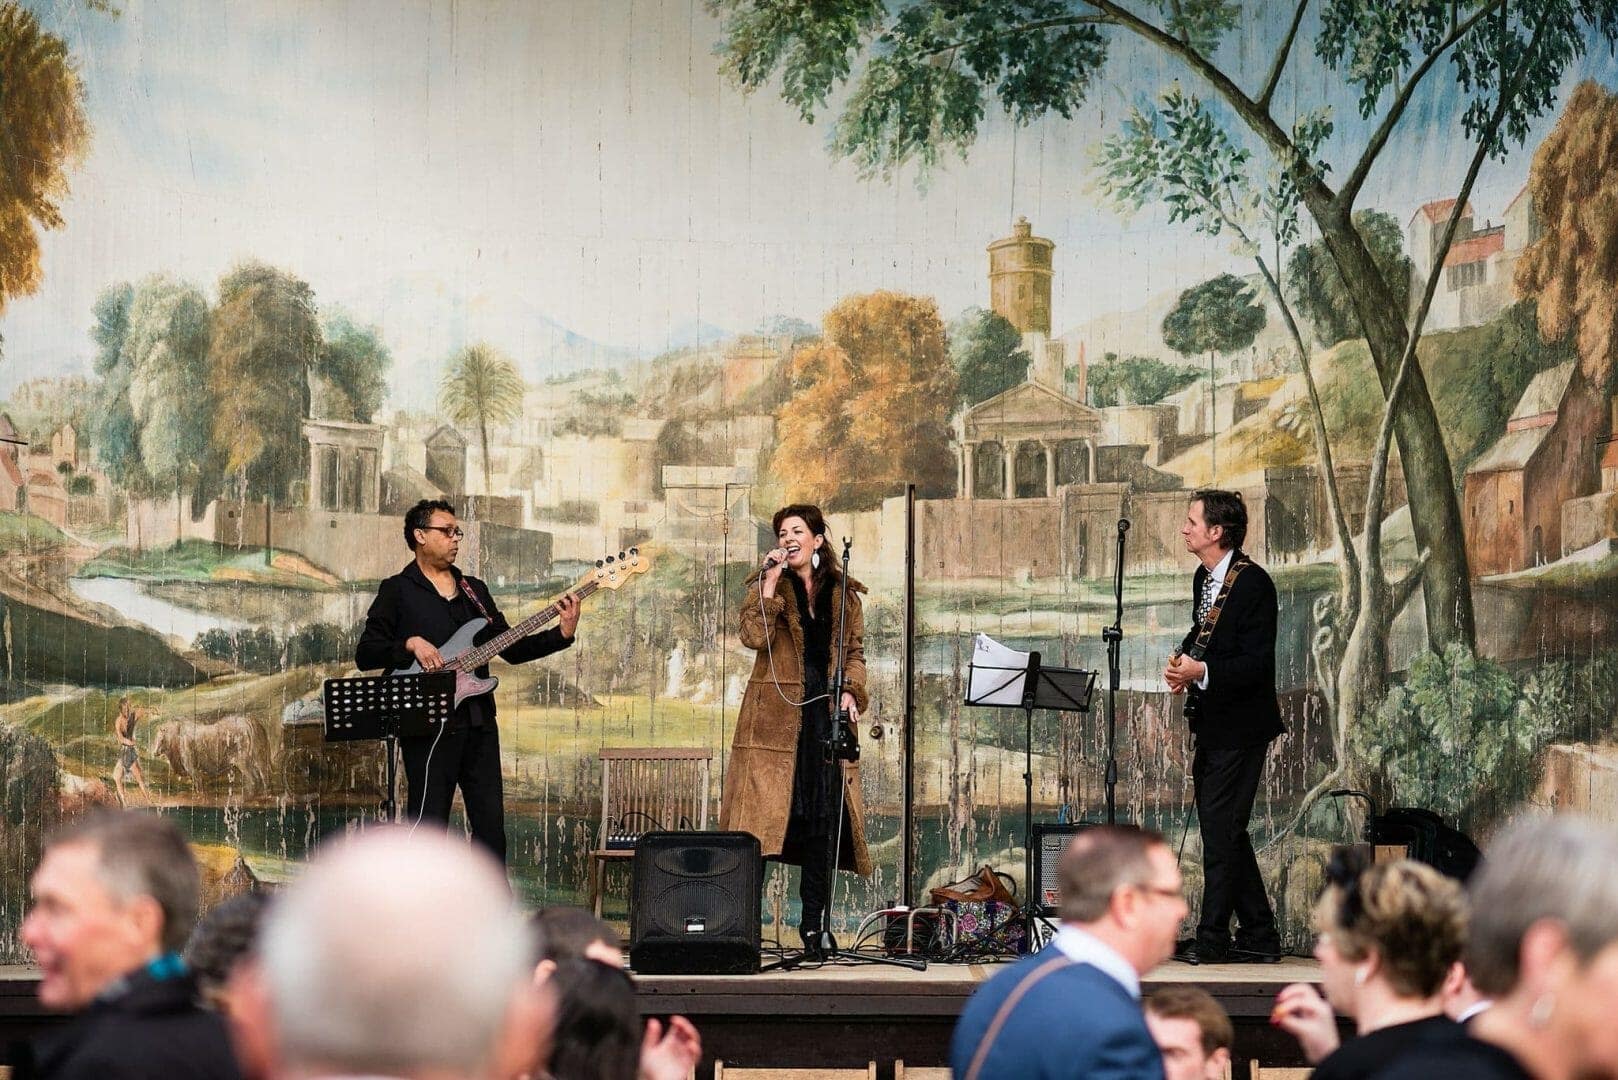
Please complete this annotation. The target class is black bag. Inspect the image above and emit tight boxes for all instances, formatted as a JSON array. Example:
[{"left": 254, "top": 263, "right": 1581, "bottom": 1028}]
[{"left": 1370, "top": 807, "right": 1482, "bottom": 882}]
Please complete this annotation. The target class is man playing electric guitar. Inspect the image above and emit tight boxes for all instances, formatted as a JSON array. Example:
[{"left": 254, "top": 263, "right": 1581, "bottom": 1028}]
[
  {"left": 356, "top": 499, "right": 581, "bottom": 865},
  {"left": 1163, "top": 489, "right": 1283, "bottom": 965}
]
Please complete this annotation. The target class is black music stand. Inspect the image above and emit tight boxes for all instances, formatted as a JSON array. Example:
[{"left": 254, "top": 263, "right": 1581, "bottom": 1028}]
[
  {"left": 322, "top": 673, "right": 456, "bottom": 822},
  {"left": 965, "top": 646, "right": 1096, "bottom": 951}
]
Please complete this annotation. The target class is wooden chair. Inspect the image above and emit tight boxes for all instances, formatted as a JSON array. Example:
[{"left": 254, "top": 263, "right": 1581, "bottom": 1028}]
[
  {"left": 588, "top": 746, "right": 712, "bottom": 917},
  {"left": 1250, "top": 1064, "right": 1313, "bottom": 1079},
  {"left": 894, "top": 1062, "right": 951, "bottom": 1080},
  {"left": 713, "top": 1064, "right": 877, "bottom": 1079}
]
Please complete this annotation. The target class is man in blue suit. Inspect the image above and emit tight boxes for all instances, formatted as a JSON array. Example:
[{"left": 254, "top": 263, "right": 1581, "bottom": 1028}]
[{"left": 950, "top": 826, "right": 1187, "bottom": 1080}]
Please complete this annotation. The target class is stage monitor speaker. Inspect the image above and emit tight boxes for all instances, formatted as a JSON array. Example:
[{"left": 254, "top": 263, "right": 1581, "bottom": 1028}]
[
  {"left": 1031, "top": 823, "right": 1095, "bottom": 915},
  {"left": 629, "top": 831, "right": 762, "bottom": 975}
]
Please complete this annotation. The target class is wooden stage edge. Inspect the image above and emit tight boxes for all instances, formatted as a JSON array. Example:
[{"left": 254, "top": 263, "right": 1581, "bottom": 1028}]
[{"left": 0, "top": 959, "right": 1325, "bottom": 1080}]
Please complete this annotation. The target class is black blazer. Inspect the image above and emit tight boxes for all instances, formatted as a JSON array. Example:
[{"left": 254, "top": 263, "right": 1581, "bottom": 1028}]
[
  {"left": 355, "top": 560, "right": 572, "bottom": 726},
  {"left": 1178, "top": 551, "right": 1284, "bottom": 749},
  {"left": 25, "top": 969, "right": 242, "bottom": 1080}
]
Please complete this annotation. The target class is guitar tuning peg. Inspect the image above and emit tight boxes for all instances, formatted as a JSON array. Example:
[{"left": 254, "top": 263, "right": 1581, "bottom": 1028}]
[
  {"left": 595, "top": 559, "right": 604, "bottom": 568},
  {"left": 628, "top": 546, "right": 639, "bottom": 556},
  {"left": 606, "top": 555, "right": 616, "bottom": 564}
]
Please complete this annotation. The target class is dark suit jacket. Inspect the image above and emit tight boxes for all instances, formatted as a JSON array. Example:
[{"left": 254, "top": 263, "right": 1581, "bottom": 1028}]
[
  {"left": 26, "top": 969, "right": 241, "bottom": 1080},
  {"left": 1178, "top": 549, "right": 1284, "bottom": 749},
  {"left": 354, "top": 560, "right": 572, "bottom": 726},
  {"left": 949, "top": 953, "right": 1163, "bottom": 1080}
]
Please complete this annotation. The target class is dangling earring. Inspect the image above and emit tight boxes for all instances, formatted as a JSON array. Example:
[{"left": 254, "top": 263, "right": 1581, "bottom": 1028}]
[
  {"left": 811, "top": 550, "right": 821, "bottom": 570},
  {"left": 1530, "top": 992, "right": 1556, "bottom": 1029}
]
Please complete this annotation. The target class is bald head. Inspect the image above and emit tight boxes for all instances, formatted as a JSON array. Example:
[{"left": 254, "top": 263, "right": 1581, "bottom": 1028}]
[{"left": 257, "top": 829, "right": 536, "bottom": 1077}]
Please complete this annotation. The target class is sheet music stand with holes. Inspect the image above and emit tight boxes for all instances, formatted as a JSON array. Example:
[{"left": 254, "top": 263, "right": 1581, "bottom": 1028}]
[
  {"left": 322, "top": 672, "right": 455, "bottom": 822},
  {"left": 964, "top": 648, "right": 1097, "bottom": 952}
]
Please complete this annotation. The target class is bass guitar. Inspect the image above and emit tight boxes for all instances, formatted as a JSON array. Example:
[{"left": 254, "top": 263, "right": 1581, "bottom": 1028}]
[{"left": 388, "top": 547, "right": 650, "bottom": 708}]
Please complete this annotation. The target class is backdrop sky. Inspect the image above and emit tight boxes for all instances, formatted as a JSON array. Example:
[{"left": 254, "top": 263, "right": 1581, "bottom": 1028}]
[{"left": 5, "top": 0, "right": 1613, "bottom": 408}]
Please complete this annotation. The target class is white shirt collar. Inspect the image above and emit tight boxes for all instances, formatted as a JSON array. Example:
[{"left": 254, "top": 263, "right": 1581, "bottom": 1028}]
[
  {"left": 1205, "top": 548, "right": 1236, "bottom": 584},
  {"left": 1049, "top": 923, "right": 1141, "bottom": 999}
]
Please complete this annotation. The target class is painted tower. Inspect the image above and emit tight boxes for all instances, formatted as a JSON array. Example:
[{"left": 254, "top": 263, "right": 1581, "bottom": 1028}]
[{"left": 988, "top": 216, "right": 1053, "bottom": 334}]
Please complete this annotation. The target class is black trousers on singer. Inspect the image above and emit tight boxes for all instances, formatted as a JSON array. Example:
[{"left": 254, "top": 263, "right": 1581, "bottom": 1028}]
[
  {"left": 400, "top": 722, "right": 507, "bottom": 866},
  {"left": 1193, "top": 743, "right": 1279, "bottom": 953}
]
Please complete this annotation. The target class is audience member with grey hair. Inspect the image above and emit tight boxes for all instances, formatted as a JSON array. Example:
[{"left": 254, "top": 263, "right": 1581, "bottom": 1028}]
[
  {"left": 950, "top": 826, "right": 1187, "bottom": 1080},
  {"left": 1377, "top": 814, "right": 1618, "bottom": 1080},
  {"left": 21, "top": 809, "right": 242, "bottom": 1079},
  {"left": 231, "top": 828, "right": 548, "bottom": 1080}
]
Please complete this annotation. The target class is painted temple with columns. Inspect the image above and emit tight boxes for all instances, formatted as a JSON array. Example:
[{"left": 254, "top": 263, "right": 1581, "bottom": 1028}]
[{"left": 955, "top": 217, "right": 1102, "bottom": 500}]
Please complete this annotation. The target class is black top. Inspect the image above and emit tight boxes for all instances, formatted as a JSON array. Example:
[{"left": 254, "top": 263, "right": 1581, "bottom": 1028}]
[
  {"left": 355, "top": 560, "right": 573, "bottom": 728},
  {"left": 786, "top": 573, "right": 836, "bottom": 831},
  {"left": 1312, "top": 1015, "right": 1468, "bottom": 1080},
  {"left": 1179, "top": 550, "right": 1285, "bottom": 748},
  {"left": 1369, "top": 1034, "right": 1534, "bottom": 1080},
  {"left": 25, "top": 968, "right": 241, "bottom": 1080}
]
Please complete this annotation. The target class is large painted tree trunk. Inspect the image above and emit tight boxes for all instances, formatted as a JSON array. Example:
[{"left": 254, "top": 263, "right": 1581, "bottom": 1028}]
[{"left": 1310, "top": 206, "right": 1476, "bottom": 653}]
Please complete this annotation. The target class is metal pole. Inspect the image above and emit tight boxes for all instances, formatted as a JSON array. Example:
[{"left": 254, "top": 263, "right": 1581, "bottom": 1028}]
[{"left": 902, "top": 483, "right": 916, "bottom": 908}]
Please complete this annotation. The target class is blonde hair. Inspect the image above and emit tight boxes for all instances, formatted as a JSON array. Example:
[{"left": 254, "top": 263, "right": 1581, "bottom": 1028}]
[{"left": 1316, "top": 856, "right": 1466, "bottom": 998}]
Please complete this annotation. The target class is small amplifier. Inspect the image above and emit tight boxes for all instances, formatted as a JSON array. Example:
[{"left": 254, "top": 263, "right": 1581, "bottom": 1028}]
[{"left": 1032, "top": 823, "right": 1096, "bottom": 915}]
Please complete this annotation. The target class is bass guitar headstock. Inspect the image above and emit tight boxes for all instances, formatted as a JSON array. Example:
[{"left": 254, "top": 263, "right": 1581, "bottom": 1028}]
[{"left": 590, "top": 546, "right": 651, "bottom": 590}]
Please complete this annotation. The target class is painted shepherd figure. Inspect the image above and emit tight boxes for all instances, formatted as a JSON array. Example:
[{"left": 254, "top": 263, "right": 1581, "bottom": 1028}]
[{"left": 719, "top": 504, "right": 872, "bottom": 959}]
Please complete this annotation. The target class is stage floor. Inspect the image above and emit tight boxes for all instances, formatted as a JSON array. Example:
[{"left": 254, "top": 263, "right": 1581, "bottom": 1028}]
[{"left": 0, "top": 958, "right": 1326, "bottom": 1080}]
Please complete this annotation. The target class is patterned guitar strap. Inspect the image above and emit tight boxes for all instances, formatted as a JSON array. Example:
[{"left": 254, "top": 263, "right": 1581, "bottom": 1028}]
[
  {"left": 459, "top": 578, "right": 494, "bottom": 621},
  {"left": 1186, "top": 555, "right": 1250, "bottom": 659}
]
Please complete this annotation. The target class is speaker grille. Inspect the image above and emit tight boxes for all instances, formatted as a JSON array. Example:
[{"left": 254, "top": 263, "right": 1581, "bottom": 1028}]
[
  {"left": 630, "top": 831, "right": 762, "bottom": 975},
  {"left": 1032, "top": 823, "right": 1092, "bottom": 915}
]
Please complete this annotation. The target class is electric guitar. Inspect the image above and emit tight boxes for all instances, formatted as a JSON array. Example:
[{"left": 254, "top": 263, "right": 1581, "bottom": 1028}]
[
  {"left": 1169, "top": 643, "right": 1206, "bottom": 722},
  {"left": 1171, "top": 556, "right": 1250, "bottom": 723},
  {"left": 388, "top": 547, "right": 650, "bottom": 708}
]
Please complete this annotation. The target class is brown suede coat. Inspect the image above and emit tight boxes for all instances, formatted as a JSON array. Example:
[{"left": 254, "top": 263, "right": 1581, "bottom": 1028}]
[{"left": 718, "top": 570, "right": 873, "bottom": 876}]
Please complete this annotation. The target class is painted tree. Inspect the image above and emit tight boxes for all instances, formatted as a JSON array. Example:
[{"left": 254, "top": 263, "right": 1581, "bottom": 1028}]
[
  {"left": 125, "top": 276, "right": 214, "bottom": 542},
  {"left": 1286, "top": 211, "right": 1411, "bottom": 349},
  {"left": 1516, "top": 80, "right": 1618, "bottom": 394},
  {"left": 949, "top": 307, "right": 1029, "bottom": 405},
  {"left": 710, "top": 0, "right": 1618, "bottom": 654},
  {"left": 1161, "top": 274, "right": 1265, "bottom": 481},
  {"left": 209, "top": 262, "right": 320, "bottom": 505},
  {"left": 772, "top": 291, "right": 958, "bottom": 511},
  {"left": 440, "top": 343, "right": 524, "bottom": 498},
  {"left": 90, "top": 283, "right": 149, "bottom": 493},
  {"left": 313, "top": 311, "right": 391, "bottom": 423},
  {"left": 1095, "top": 66, "right": 1543, "bottom": 822},
  {"left": 0, "top": 4, "right": 88, "bottom": 353},
  {"left": 1086, "top": 353, "right": 1200, "bottom": 406}
]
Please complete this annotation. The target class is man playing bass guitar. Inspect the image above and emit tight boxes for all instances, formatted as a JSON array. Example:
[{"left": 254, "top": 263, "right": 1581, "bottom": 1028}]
[
  {"left": 1163, "top": 489, "right": 1283, "bottom": 965},
  {"left": 356, "top": 499, "right": 581, "bottom": 865}
]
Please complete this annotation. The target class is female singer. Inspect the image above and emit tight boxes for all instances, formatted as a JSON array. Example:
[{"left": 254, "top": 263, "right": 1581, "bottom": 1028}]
[{"left": 719, "top": 504, "right": 872, "bottom": 958}]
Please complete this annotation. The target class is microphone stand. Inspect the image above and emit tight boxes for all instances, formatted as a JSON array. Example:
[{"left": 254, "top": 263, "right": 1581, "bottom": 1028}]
[
  {"left": 768, "top": 537, "right": 924, "bottom": 972},
  {"left": 1102, "top": 519, "right": 1129, "bottom": 825}
]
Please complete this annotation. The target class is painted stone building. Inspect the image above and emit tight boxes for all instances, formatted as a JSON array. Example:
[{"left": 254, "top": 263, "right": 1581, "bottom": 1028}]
[{"left": 1465, "top": 363, "right": 1604, "bottom": 575}]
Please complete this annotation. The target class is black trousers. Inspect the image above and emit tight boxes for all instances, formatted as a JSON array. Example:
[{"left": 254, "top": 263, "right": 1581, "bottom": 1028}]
[
  {"left": 1193, "top": 743, "right": 1278, "bottom": 952},
  {"left": 400, "top": 722, "right": 507, "bottom": 866}
]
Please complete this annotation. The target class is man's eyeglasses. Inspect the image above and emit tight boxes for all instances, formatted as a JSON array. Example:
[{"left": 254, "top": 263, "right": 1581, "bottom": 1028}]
[
  {"left": 1132, "top": 883, "right": 1184, "bottom": 902},
  {"left": 418, "top": 525, "right": 465, "bottom": 540}
]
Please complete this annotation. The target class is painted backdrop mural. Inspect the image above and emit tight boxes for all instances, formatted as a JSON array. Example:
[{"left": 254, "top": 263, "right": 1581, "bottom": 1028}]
[{"left": 3, "top": 0, "right": 1618, "bottom": 957}]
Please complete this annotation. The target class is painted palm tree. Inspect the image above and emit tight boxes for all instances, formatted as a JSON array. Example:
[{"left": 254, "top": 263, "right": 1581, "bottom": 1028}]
[{"left": 439, "top": 343, "right": 524, "bottom": 500}]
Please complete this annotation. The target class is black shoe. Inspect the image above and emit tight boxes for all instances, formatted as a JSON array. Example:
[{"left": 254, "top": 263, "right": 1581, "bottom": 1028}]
[
  {"left": 1228, "top": 946, "right": 1282, "bottom": 964},
  {"left": 798, "top": 925, "right": 837, "bottom": 961},
  {"left": 1173, "top": 938, "right": 1229, "bottom": 965}
]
